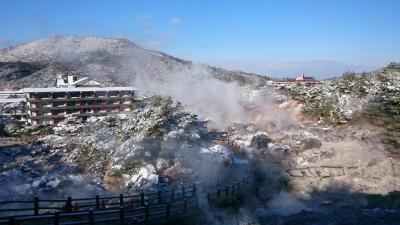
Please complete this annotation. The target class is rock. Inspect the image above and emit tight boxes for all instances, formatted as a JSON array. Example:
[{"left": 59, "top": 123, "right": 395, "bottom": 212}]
[
  {"left": 87, "top": 116, "right": 99, "bottom": 123},
  {"left": 64, "top": 116, "right": 81, "bottom": 125},
  {"left": 127, "top": 164, "right": 159, "bottom": 189},
  {"left": 250, "top": 131, "right": 272, "bottom": 149},
  {"left": 268, "top": 144, "right": 291, "bottom": 159},
  {"left": 31, "top": 180, "right": 42, "bottom": 188},
  {"left": 103, "top": 176, "right": 122, "bottom": 191},
  {"left": 46, "top": 180, "right": 61, "bottom": 189},
  {"left": 19, "top": 165, "right": 31, "bottom": 173},
  {"left": 299, "top": 137, "right": 321, "bottom": 151},
  {"left": 57, "top": 180, "right": 74, "bottom": 189},
  {"left": 156, "top": 158, "right": 169, "bottom": 171},
  {"left": 3, "top": 122, "right": 22, "bottom": 136},
  {"left": 14, "top": 184, "right": 32, "bottom": 195}
]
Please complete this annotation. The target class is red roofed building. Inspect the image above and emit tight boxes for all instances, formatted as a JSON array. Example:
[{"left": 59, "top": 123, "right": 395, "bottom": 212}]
[{"left": 269, "top": 74, "right": 319, "bottom": 87}]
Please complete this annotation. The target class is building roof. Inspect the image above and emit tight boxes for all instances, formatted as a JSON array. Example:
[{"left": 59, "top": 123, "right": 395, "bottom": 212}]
[
  {"left": 0, "top": 98, "right": 26, "bottom": 103},
  {"left": 21, "top": 87, "right": 139, "bottom": 93},
  {"left": 0, "top": 90, "right": 24, "bottom": 94},
  {"left": 71, "top": 77, "right": 89, "bottom": 85}
]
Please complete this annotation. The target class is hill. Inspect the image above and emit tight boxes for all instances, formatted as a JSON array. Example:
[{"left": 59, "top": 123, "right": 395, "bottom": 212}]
[
  {"left": 290, "top": 62, "right": 400, "bottom": 153},
  {"left": 0, "top": 35, "right": 269, "bottom": 89}
]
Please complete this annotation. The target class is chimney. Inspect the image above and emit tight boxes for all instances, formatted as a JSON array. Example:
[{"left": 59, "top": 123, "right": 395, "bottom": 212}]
[
  {"left": 68, "top": 74, "right": 77, "bottom": 86},
  {"left": 56, "top": 74, "right": 67, "bottom": 87}
]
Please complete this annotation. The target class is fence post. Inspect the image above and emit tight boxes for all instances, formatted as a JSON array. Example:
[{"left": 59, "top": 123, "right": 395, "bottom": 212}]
[
  {"left": 33, "top": 196, "right": 39, "bottom": 215},
  {"left": 95, "top": 195, "right": 100, "bottom": 210},
  {"left": 54, "top": 212, "right": 60, "bottom": 225},
  {"left": 119, "top": 194, "right": 124, "bottom": 207},
  {"left": 183, "top": 199, "right": 187, "bottom": 212},
  {"left": 101, "top": 199, "right": 106, "bottom": 209},
  {"left": 231, "top": 183, "right": 235, "bottom": 196},
  {"left": 140, "top": 193, "right": 145, "bottom": 206},
  {"left": 66, "top": 197, "right": 72, "bottom": 212},
  {"left": 74, "top": 202, "right": 79, "bottom": 211},
  {"left": 166, "top": 203, "right": 170, "bottom": 218},
  {"left": 9, "top": 216, "right": 15, "bottom": 225},
  {"left": 217, "top": 189, "right": 221, "bottom": 199},
  {"left": 89, "top": 209, "right": 94, "bottom": 225},
  {"left": 145, "top": 205, "right": 149, "bottom": 220},
  {"left": 119, "top": 206, "right": 124, "bottom": 225},
  {"left": 158, "top": 190, "right": 162, "bottom": 204},
  {"left": 237, "top": 182, "right": 241, "bottom": 191},
  {"left": 192, "top": 183, "right": 196, "bottom": 196},
  {"left": 225, "top": 186, "right": 229, "bottom": 197},
  {"left": 130, "top": 197, "right": 135, "bottom": 208},
  {"left": 207, "top": 193, "right": 210, "bottom": 202}
]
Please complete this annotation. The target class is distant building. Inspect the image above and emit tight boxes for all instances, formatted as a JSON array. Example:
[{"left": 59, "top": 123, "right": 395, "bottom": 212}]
[
  {"left": 268, "top": 74, "right": 319, "bottom": 87},
  {"left": 0, "top": 74, "right": 138, "bottom": 125},
  {"left": 295, "top": 74, "right": 319, "bottom": 84}
]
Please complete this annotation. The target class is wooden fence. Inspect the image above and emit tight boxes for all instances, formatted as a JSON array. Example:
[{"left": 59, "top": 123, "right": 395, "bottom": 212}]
[{"left": 0, "top": 177, "right": 251, "bottom": 225}]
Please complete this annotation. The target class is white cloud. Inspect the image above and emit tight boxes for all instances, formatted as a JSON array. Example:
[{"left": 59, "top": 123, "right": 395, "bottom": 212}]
[{"left": 169, "top": 17, "right": 182, "bottom": 25}]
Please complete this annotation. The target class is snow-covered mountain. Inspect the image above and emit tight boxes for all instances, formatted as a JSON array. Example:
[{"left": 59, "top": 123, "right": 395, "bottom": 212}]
[{"left": 0, "top": 35, "right": 269, "bottom": 88}]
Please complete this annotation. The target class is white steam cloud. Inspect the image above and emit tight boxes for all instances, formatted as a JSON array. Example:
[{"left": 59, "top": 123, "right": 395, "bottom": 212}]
[{"left": 119, "top": 55, "right": 295, "bottom": 130}]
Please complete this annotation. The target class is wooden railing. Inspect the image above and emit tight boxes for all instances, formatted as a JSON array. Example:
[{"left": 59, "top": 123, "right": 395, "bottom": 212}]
[
  {"left": 0, "top": 183, "right": 194, "bottom": 216},
  {"left": 0, "top": 177, "right": 251, "bottom": 225}
]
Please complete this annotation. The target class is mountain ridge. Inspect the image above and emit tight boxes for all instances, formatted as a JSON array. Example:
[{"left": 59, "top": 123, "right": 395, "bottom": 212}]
[{"left": 0, "top": 35, "right": 270, "bottom": 89}]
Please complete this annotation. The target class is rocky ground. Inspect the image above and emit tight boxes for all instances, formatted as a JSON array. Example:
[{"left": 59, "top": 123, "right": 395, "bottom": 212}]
[
  {"left": 0, "top": 144, "right": 104, "bottom": 200},
  {"left": 187, "top": 75, "right": 400, "bottom": 224}
]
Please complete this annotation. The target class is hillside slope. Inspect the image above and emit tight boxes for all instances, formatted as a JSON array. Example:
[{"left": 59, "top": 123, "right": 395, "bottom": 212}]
[
  {"left": 290, "top": 62, "right": 400, "bottom": 153},
  {"left": 0, "top": 35, "right": 269, "bottom": 89}
]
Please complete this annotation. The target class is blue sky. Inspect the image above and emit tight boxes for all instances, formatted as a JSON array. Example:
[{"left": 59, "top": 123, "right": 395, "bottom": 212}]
[{"left": 0, "top": 0, "right": 399, "bottom": 78}]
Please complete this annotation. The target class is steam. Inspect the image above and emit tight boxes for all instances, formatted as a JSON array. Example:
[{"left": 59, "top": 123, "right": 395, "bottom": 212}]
[
  {"left": 267, "top": 191, "right": 308, "bottom": 216},
  {"left": 117, "top": 53, "right": 295, "bottom": 130},
  {"left": 133, "top": 64, "right": 247, "bottom": 129}
]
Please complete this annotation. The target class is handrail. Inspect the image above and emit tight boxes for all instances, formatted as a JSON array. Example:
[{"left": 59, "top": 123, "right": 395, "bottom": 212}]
[
  {"left": 0, "top": 183, "right": 195, "bottom": 216},
  {"left": 0, "top": 176, "right": 251, "bottom": 225}
]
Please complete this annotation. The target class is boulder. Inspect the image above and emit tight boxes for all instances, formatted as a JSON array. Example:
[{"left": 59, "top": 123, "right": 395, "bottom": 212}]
[
  {"left": 250, "top": 131, "right": 272, "bottom": 149},
  {"left": 3, "top": 122, "right": 22, "bottom": 136},
  {"left": 57, "top": 180, "right": 74, "bottom": 189},
  {"left": 299, "top": 137, "right": 322, "bottom": 151},
  {"left": 46, "top": 180, "right": 61, "bottom": 189},
  {"left": 268, "top": 144, "right": 292, "bottom": 160}
]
